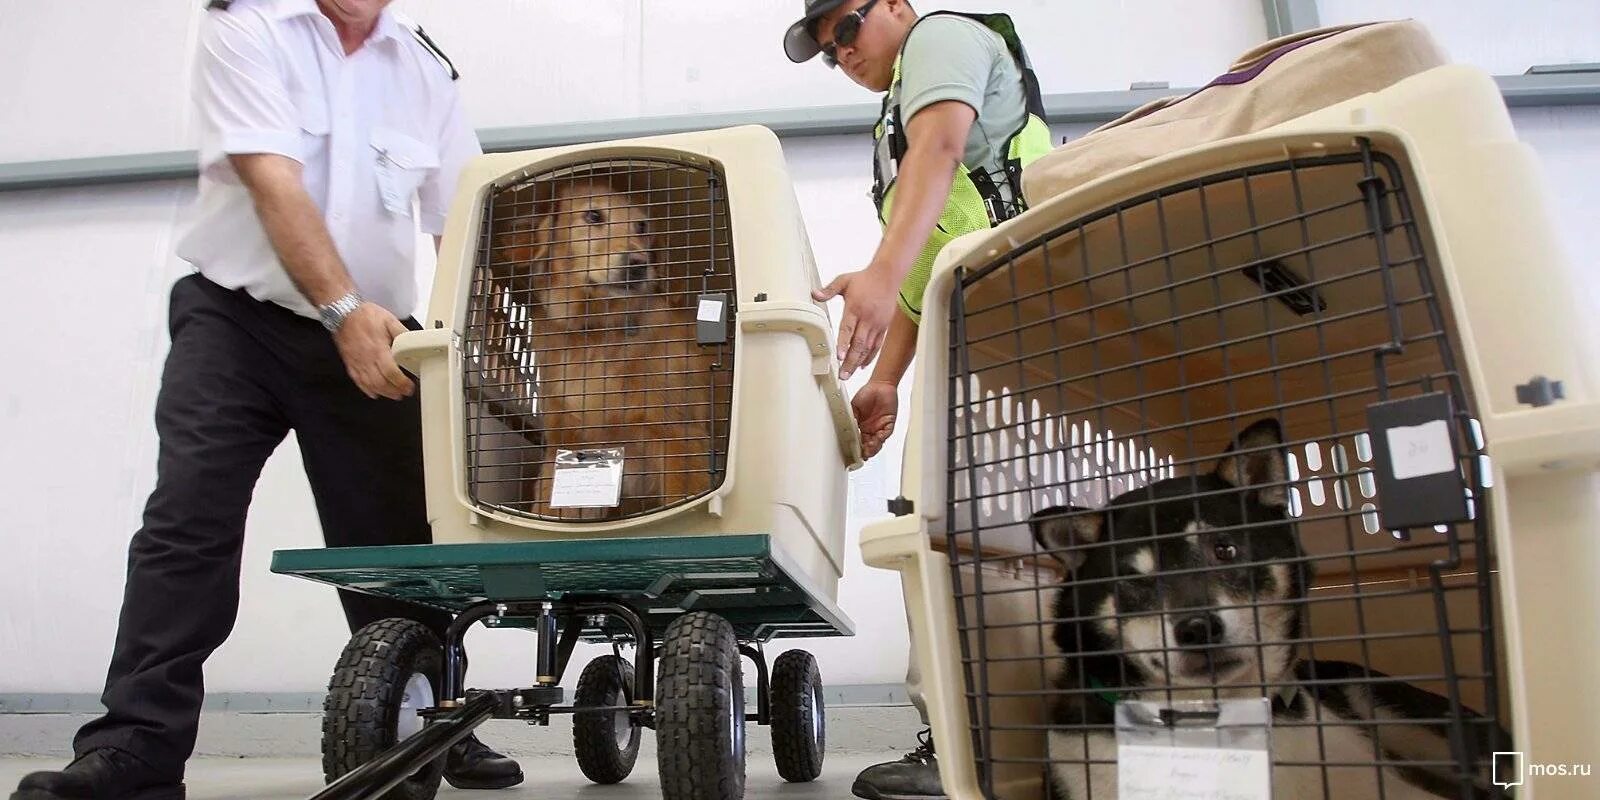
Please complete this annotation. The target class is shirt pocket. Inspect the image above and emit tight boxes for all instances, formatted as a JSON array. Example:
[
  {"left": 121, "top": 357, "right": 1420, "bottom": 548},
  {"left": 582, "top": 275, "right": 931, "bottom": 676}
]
[{"left": 370, "top": 127, "right": 439, "bottom": 217}]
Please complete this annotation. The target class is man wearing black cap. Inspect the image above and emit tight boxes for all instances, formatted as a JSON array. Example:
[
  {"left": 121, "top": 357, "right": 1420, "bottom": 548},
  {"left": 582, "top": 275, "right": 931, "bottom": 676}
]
[{"left": 785, "top": 2, "right": 1052, "bottom": 797}]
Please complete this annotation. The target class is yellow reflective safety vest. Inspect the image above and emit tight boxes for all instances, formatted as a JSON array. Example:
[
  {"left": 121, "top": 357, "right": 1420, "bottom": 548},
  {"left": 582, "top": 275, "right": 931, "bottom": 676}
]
[{"left": 872, "top": 11, "right": 1052, "bottom": 322}]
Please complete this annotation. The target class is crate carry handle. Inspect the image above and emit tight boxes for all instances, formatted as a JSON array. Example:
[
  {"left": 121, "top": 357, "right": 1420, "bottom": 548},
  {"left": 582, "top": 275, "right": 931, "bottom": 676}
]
[
  {"left": 740, "top": 301, "right": 865, "bottom": 468},
  {"left": 392, "top": 328, "right": 454, "bottom": 374}
]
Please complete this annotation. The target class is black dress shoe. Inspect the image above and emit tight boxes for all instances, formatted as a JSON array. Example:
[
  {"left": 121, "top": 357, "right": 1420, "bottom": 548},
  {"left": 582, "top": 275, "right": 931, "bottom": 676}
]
[
  {"left": 443, "top": 734, "right": 523, "bottom": 790},
  {"left": 11, "top": 748, "right": 184, "bottom": 800}
]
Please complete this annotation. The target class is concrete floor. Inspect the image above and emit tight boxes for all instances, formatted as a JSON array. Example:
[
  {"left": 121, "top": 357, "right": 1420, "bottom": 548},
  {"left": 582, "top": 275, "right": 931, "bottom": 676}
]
[{"left": 0, "top": 754, "right": 884, "bottom": 799}]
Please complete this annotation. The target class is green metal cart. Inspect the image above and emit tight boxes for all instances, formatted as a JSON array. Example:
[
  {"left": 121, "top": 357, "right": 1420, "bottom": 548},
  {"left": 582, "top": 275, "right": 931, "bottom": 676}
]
[{"left": 270, "top": 533, "right": 854, "bottom": 800}]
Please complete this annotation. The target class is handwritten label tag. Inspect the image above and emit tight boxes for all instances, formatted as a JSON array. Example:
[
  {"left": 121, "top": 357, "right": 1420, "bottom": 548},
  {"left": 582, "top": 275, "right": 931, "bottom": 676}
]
[
  {"left": 1385, "top": 419, "right": 1456, "bottom": 481},
  {"left": 697, "top": 297, "right": 725, "bottom": 323},
  {"left": 549, "top": 449, "right": 624, "bottom": 508},
  {"left": 1117, "top": 744, "right": 1271, "bottom": 800}
]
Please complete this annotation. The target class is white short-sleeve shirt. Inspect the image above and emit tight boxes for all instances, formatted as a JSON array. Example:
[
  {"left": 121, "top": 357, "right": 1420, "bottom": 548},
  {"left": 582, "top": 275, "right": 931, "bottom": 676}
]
[{"left": 175, "top": 0, "right": 481, "bottom": 319}]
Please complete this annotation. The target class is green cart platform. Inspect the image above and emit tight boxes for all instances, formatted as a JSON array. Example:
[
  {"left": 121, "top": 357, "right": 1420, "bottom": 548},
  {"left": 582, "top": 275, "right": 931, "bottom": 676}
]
[{"left": 271, "top": 534, "right": 854, "bottom": 800}]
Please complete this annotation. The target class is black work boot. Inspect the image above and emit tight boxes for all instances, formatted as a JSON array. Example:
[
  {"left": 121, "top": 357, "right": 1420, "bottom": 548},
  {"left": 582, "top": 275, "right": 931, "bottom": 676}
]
[
  {"left": 11, "top": 748, "right": 184, "bottom": 800},
  {"left": 443, "top": 734, "right": 524, "bottom": 790},
  {"left": 851, "top": 729, "right": 946, "bottom": 800}
]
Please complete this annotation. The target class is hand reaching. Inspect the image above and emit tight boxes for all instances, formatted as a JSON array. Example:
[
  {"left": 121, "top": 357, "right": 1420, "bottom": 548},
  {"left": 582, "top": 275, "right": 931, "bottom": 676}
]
[{"left": 813, "top": 266, "right": 901, "bottom": 381}]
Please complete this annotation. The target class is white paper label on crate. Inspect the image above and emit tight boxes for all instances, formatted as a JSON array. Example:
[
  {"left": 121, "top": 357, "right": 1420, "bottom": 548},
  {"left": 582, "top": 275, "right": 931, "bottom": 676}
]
[
  {"left": 549, "top": 449, "right": 624, "bottom": 508},
  {"left": 1385, "top": 420, "right": 1456, "bottom": 481},
  {"left": 1117, "top": 744, "right": 1271, "bottom": 800},
  {"left": 697, "top": 297, "right": 725, "bottom": 323}
]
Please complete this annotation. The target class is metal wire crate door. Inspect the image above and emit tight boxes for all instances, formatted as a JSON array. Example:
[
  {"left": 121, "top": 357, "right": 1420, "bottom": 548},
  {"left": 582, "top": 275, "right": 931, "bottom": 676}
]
[
  {"left": 944, "top": 141, "right": 1506, "bottom": 799},
  {"left": 462, "top": 157, "right": 737, "bottom": 522}
]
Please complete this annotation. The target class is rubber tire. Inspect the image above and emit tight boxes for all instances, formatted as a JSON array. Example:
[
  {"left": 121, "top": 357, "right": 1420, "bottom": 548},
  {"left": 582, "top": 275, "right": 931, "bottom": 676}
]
[
  {"left": 656, "top": 612, "right": 746, "bottom": 800},
  {"left": 573, "top": 655, "right": 641, "bottom": 784},
  {"left": 770, "top": 649, "right": 826, "bottom": 782},
  {"left": 322, "top": 618, "right": 446, "bottom": 800}
]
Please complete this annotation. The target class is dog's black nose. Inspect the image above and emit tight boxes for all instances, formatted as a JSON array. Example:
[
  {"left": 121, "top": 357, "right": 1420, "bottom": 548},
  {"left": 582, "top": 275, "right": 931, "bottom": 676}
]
[
  {"left": 1174, "top": 613, "right": 1225, "bottom": 649},
  {"left": 625, "top": 253, "right": 651, "bottom": 283}
]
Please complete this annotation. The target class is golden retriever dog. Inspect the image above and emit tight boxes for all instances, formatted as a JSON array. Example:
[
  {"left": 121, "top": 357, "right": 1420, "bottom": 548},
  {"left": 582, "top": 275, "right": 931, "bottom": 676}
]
[{"left": 488, "top": 176, "right": 722, "bottom": 519}]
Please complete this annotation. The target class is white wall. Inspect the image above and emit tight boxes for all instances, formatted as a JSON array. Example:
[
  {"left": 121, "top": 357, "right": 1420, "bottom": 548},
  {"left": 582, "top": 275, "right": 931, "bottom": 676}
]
[
  {"left": 1508, "top": 106, "right": 1600, "bottom": 318},
  {"left": 0, "top": 1, "right": 1596, "bottom": 698},
  {"left": 0, "top": 0, "right": 1269, "bottom": 162},
  {"left": 1320, "top": 0, "right": 1599, "bottom": 75}
]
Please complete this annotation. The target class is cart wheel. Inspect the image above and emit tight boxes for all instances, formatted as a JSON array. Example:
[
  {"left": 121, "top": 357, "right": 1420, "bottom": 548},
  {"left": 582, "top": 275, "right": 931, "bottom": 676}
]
[
  {"left": 322, "top": 618, "right": 445, "bottom": 800},
  {"left": 770, "top": 649, "right": 825, "bottom": 782},
  {"left": 574, "top": 654, "right": 641, "bottom": 784},
  {"left": 657, "top": 612, "right": 746, "bottom": 800}
]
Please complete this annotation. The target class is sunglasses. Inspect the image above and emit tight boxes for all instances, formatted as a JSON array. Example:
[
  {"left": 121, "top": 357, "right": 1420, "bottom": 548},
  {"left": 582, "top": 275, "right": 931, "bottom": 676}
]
[{"left": 819, "top": 0, "right": 880, "bottom": 68}]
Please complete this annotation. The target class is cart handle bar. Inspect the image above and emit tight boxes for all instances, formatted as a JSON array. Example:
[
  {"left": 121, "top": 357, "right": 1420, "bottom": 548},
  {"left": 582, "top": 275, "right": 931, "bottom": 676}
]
[{"left": 307, "top": 691, "right": 499, "bottom": 800}]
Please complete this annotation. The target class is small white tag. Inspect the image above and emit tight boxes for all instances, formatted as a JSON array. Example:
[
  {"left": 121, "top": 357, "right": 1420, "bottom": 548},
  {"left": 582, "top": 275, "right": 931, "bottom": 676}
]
[
  {"left": 697, "top": 297, "right": 724, "bottom": 323},
  {"left": 549, "top": 449, "right": 624, "bottom": 508},
  {"left": 1385, "top": 419, "right": 1456, "bottom": 481},
  {"left": 1117, "top": 744, "right": 1272, "bottom": 799}
]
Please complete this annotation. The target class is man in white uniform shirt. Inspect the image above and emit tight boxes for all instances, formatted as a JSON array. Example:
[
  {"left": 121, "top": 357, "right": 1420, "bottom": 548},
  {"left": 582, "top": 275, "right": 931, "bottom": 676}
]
[{"left": 12, "top": 2, "right": 523, "bottom": 797}]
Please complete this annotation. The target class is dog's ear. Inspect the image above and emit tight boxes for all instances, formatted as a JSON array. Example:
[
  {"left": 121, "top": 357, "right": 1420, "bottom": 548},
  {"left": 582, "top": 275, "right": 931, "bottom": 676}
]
[
  {"left": 491, "top": 214, "right": 551, "bottom": 299},
  {"left": 1215, "top": 419, "right": 1289, "bottom": 509},
  {"left": 1029, "top": 505, "right": 1103, "bottom": 572},
  {"left": 527, "top": 209, "right": 553, "bottom": 274},
  {"left": 516, "top": 185, "right": 565, "bottom": 271}
]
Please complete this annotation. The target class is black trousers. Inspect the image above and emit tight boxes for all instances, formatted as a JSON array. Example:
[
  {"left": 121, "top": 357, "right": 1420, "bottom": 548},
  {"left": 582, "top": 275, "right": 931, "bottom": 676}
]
[{"left": 73, "top": 274, "right": 452, "bottom": 777}]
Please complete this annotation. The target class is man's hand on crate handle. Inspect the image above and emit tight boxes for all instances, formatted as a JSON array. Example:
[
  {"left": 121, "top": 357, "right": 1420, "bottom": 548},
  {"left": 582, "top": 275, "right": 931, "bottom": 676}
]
[
  {"left": 852, "top": 380, "right": 899, "bottom": 459},
  {"left": 333, "top": 305, "right": 415, "bottom": 401},
  {"left": 850, "top": 309, "right": 916, "bottom": 460}
]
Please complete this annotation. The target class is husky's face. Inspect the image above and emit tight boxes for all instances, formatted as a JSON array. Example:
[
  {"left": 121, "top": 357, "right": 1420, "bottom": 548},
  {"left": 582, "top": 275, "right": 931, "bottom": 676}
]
[{"left": 1031, "top": 419, "right": 1310, "bottom": 692}]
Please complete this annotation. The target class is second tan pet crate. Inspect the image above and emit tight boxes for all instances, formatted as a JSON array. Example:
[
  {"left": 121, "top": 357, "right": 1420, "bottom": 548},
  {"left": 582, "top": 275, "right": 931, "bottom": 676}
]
[
  {"left": 394, "top": 125, "right": 863, "bottom": 600},
  {"left": 861, "top": 63, "right": 1598, "bottom": 800}
]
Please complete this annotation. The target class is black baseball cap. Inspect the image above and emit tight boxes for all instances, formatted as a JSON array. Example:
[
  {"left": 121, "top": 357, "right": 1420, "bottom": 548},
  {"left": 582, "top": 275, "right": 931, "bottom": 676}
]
[{"left": 783, "top": 0, "right": 851, "bottom": 63}]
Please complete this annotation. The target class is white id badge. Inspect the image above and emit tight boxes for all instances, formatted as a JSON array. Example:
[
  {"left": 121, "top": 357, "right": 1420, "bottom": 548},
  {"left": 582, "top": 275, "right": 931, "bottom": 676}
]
[
  {"left": 549, "top": 448, "right": 625, "bottom": 508},
  {"left": 1115, "top": 698, "right": 1273, "bottom": 799}
]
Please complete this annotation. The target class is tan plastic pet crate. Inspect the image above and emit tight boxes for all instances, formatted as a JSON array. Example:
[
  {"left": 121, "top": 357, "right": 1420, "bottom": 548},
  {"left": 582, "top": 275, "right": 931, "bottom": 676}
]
[
  {"left": 860, "top": 64, "right": 1599, "bottom": 800},
  {"left": 271, "top": 128, "right": 864, "bottom": 799},
  {"left": 393, "top": 125, "right": 863, "bottom": 600}
]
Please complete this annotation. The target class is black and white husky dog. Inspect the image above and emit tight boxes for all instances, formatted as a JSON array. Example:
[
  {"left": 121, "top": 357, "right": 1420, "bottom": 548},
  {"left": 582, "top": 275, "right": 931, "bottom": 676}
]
[{"left": 1028, "top": 419, "right": 1508, "bottom": 800}]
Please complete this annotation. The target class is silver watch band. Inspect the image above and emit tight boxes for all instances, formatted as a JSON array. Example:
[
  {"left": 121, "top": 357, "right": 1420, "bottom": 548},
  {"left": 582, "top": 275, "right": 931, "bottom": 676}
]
[{"left": 318, "top": 291, "right": 365, "bottom": 333}]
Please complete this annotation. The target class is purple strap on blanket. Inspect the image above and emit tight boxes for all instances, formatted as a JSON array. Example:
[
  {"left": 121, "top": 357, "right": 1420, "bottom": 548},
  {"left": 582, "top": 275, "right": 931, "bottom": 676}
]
[
  {"left": 1201, "top": 27, "right": 1352, "bottom": 88},
  {"left": 1114, "top": 23, "right": 1377, "bottom": 127}
]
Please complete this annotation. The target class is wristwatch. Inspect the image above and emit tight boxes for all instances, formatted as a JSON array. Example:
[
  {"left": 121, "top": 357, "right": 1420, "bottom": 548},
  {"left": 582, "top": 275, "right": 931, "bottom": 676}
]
[{"left": 318, "top": 290, "right": 365, "bottom": 333}]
